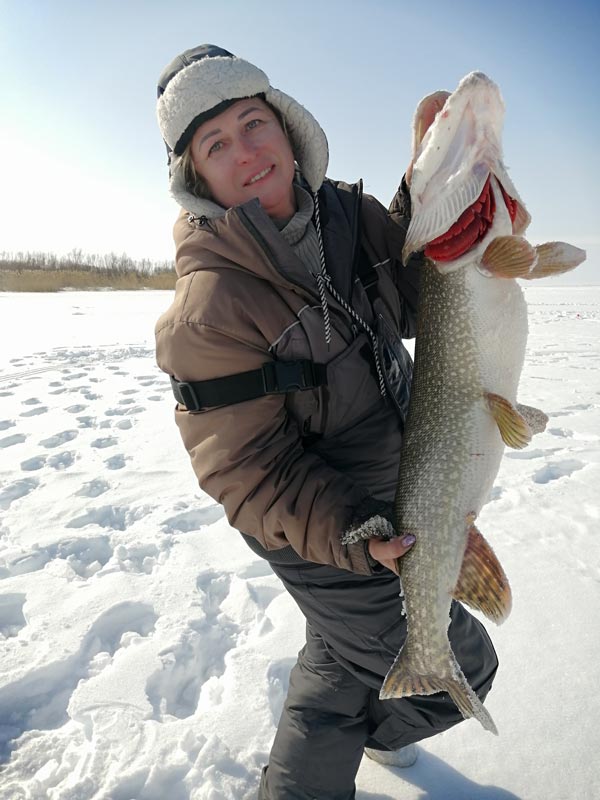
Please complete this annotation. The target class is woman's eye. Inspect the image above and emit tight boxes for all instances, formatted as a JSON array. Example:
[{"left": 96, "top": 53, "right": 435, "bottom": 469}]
[
  {"left": 207, "top": 140, "right": 223, "bottom": 155},
  {"left": 246, "top": 118, "right": 262, "bottom": 131}
]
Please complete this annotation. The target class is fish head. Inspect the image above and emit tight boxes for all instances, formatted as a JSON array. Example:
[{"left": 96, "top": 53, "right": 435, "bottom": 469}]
[{"left": 403, "top": 72, "right": 531, "bottom": 270}]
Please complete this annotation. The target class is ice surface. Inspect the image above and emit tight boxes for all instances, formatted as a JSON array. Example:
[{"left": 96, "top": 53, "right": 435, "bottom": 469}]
[{"left": 0, "top": 288, "right": 599, "bottom": 799}]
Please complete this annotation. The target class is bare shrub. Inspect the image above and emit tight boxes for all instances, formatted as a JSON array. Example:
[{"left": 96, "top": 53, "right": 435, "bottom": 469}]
[{"left": 0, "top": 250, "right": 176, "bottom": 292}]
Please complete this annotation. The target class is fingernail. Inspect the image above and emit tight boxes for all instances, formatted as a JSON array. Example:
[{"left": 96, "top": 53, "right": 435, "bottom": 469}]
[{"left": 402, "top": 534, "right": 416, "bottom": 547}]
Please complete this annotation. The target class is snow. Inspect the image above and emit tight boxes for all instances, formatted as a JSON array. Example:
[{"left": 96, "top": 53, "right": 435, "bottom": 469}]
[{"left": 0, "top": 287, "right": 599, "bottom": 800}]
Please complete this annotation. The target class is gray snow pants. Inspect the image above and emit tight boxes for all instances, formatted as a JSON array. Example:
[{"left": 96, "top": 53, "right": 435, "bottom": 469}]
[{"left": 257, "top": 558, "right": 499, "bottom": 800}]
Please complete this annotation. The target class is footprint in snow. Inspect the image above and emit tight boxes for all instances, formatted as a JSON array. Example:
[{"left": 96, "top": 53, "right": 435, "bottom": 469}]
[
  {"left": 39, "top": 430, "right": 78, "bottom": 449},
  {"left": 196, "top": 570, "right": 232, "bottom": 616},
  {"left": 0, "top": 391, "right": 14, "bottom": 398},
  {"left": 146, "top": 574, "right": 236, "bottom": 720},
  {"left": 0, "top": 593, "right": 27, "bottom": 638},
  {"left": 564, "top": 403, "right": 593, "bottom": 414},
  {"left": 0, "top": 433, "right": 27, "bottom": 449},
  {"left": 105, "top": 405, "right": 145, "bottom": 417},
  {"left": 532, "top": 459, "right": 585, "bottom": 484},
  {"left": 0, "top": 478, "right": 39, "bottom": 510},
  {"left": 76, "top": 478, "right": 110, "bottom": 498},
  {"left": 162, "top": 505, "right": 225, "bottom": 533},
  {"left": 48, "top": 451, "right": 76, "bottom": 470},
  {"left": 145, "top": 620, "right": 237, "bottom": 719},
  {"left": 114, "top": 542, "right": 160, "bottom": 574},
  {"left": 136, "top": 375, "right": 162, "bottom": 388},
  {"left": 63, "top": 372, "right": 87, "bottom": 381},
  {"left": 505, "top": 448, "right": 560, "bottom": 460},
  {"left": 66, "top": 505, "right": 146, "bottom": 532},
  {"left": 76, "top": 415, "right": 96, "bottom": 428},
  {"left": 0, "top": 420, "right": 15, "bottom": 431},
  {"left": 22, "top": 397, "right": 41, "bottom": 406},
  {"left": 547, "top": 427, "right": 573, "bottom": 438},
  {"left": 0, "top": 601, "right": 157, "bottom": 752},
  {"left": 105, "top": 454, "right": 127, "bottom": 470},
  {"left": 21, "top": 455, "right": 47, "bottom": 472},
  {"left": 20, "top": 406, "right": 48, "bottom": 417},
  {"left": 3, "top": 536, "right": 114, "bottom": 581},
  {"left": 91, "top": 436, "right": 117, "bottom": 449},
  {"left": 65, "top": 404, "right": 88, "bottom": 413}
]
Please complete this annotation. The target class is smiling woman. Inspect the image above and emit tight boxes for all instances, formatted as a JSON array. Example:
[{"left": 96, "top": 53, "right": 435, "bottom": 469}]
[
  {"left": 153, "top": 43, "right": 499, "bottom": 799},
  {"left": 187, "top": 98, "right": 296, "bottom": 219}
]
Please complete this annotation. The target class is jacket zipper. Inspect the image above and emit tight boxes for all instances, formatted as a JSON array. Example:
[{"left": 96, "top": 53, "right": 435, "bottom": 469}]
[{"left": 349, "top": 179, "right": 364, "bottom": 298}]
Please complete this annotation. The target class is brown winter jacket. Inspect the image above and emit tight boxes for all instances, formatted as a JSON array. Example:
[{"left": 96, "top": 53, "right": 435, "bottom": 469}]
[{"left": 155, "top": 179, "right": 421, "bottom": 575}]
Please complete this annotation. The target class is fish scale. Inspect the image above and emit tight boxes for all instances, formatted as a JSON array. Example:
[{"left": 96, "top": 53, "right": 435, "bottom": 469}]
[{"left": 379, "top": 71, "right": 586, "bottom": 734}]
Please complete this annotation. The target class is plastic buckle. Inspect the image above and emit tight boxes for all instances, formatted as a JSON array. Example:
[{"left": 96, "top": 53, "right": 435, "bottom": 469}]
[
  {"left": 262, "top": 361, "right": 313, "bottom": 394},
  {"left": 172, "top": 378, "right": 203, "bottom": 411}
]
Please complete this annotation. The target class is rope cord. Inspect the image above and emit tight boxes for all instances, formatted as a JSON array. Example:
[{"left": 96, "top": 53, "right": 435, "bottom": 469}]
[{"left": 312, "top": 192, "right": 387, "bottom": 398}]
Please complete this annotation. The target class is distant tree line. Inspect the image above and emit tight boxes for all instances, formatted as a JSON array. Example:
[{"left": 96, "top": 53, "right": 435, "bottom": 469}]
[{"left": 0, "top": 249, "right": 176, "bottom": 291}]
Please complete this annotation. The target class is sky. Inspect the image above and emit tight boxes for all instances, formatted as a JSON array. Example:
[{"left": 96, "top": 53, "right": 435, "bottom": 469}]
[{"left": 1, "top": 0, "right": 599, "bottom": 284}]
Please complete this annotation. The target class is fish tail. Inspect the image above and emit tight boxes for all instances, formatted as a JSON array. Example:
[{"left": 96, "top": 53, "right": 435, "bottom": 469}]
[{"left": 380, "top": 647, "right": 498, "bottom": 735}]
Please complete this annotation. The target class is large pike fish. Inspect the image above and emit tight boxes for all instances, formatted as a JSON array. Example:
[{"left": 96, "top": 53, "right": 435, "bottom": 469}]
[{"left": 379, "top": 72, "right": 586, "bottom": 733}]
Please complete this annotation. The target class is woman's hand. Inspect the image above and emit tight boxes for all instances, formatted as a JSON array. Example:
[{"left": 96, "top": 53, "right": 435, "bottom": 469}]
[{"left": 369, "top": 534, "right": 416, "bottom": 574}]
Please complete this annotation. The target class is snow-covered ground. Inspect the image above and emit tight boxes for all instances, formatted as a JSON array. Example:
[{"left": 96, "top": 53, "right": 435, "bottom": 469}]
[{"left": 0, "top": 287, "right": 599, "bottom": 800}]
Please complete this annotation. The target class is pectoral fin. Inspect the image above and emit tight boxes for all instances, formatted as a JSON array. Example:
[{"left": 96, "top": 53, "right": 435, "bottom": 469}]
[
  {"left": 453, "top": 524, "right": 512, "bottom": 624},
  {"left": 479, "top": 235, "right": 537, "bottom": 278},
  {"left": 485, "top": 392, "right": 531, "bottom": 449},
  {"left": 523, "top": 242, "right": 586, "bottom": 279},
  {"left": 516, "top": 403, "right": 549, "bottom": 435}
]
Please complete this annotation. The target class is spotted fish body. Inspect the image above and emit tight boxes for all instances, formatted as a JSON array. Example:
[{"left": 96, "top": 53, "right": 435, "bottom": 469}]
[{"left": 380, "top": 72, "right": 586, "bottom": 733}]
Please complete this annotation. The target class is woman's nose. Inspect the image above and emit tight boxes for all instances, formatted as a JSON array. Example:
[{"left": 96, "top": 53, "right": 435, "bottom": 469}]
[{"left": 233, "top": 136, "right": 258, "bottom": 163}]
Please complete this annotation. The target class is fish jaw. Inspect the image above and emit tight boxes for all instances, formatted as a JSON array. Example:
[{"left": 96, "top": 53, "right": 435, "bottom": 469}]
[{"left": 403, "top": 72, "right": 530, "bottom": 267}]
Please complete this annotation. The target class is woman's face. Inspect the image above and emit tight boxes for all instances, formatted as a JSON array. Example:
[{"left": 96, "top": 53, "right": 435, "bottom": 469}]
[{"left": 190, "top": 98, "right": 297, "bottom": 219}]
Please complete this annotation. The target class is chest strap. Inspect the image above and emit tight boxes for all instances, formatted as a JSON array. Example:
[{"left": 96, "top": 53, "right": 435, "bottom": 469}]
[{"left": 170, "top": 360, "right": 327, "bottom": 412}]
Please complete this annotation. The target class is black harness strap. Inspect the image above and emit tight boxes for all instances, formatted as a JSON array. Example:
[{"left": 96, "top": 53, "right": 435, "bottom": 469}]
[{"left": 170, "top": 360, "right": 327, "bottom": 412}]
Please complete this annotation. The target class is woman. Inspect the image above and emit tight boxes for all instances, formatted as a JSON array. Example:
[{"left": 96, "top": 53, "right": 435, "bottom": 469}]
[{"left": 155, "top": 44, "right": 498, "bottom": 799}]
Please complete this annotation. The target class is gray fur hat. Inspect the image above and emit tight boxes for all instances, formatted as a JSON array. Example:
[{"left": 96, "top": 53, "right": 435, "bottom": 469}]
[{"left": 156, "top": 44, "right": 329, "bottom": 218}]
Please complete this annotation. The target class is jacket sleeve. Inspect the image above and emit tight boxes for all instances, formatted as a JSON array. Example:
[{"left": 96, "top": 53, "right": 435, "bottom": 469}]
[
  {"left": 362, "top": 179, "right": 423, "bottom": 339},
  {"left": 156, "top": 314, "right": 374, "bottom": 575},
  {"left": 387, "top": 176, "right": 424, "bottom": 338}
]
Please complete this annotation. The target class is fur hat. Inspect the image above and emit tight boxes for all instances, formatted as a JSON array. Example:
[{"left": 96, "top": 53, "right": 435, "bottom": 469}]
[{"left": 156, "top": 44, "right": 329, "bottom": 217}]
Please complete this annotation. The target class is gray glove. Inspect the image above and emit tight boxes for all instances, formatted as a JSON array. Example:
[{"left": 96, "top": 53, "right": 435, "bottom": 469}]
[{"left": 341, "top": 496, "right": 397, "bottom": 545}]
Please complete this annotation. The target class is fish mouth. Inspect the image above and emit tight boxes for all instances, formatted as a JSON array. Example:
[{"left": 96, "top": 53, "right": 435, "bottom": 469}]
[
  {"left": 423, "top": 175, "right": 519, "bottom": 262},
  {"left": 402, "top": 71, "right": 531, "bottom": 266}
]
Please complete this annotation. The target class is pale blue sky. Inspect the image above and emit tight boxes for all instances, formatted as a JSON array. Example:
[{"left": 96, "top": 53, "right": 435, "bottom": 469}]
[{"left": 1, "top": 0, "right": 598, "bottom": 284}]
